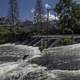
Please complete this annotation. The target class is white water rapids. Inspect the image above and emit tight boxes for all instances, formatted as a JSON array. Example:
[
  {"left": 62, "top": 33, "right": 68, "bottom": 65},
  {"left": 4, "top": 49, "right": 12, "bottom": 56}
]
[{"left": 0, "top": 43, "right": 80, "bottom": 80}]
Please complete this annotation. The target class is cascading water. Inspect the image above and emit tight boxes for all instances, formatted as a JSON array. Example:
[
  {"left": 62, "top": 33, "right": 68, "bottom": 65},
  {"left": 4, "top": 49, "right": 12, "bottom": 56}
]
[
  {"left": 0, "top": 43, "right": 80, "bottom": 80},
  {"left": 0, "top": 43, "right": 41, "bottom": 62},
  {"left": 0, "top": 44, "right": 52, "bottom": 80},
  {"left": 31, "top": 44, "right": 80, "bottom": 70}
]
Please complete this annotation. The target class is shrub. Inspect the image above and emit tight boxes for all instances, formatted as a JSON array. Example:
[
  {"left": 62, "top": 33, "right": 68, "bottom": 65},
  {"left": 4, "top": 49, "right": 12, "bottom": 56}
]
[{"left": 60, "top": 37, "right": 73, "bottom": 45}]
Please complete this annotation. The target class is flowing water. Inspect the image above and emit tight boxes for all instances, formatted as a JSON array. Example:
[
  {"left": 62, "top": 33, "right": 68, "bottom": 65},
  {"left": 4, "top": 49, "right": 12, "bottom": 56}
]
[{"left": 0, "top": 43, "right": 80, "bottom": 80}]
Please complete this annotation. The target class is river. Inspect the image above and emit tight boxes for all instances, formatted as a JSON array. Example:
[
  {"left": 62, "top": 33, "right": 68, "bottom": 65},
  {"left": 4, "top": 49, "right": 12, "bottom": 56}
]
[{"left": 0, "top": 43, "right": 80, "bottom": 80}]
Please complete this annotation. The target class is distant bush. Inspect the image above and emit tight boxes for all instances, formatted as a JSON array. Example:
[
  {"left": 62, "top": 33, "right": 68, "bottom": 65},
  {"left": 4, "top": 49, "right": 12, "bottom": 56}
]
[
  {"left": 0, "top": 26, "right": 30, "bottom": 44},
  {"left": 60, "top": 37, "right": 73, "bottom": 45}
]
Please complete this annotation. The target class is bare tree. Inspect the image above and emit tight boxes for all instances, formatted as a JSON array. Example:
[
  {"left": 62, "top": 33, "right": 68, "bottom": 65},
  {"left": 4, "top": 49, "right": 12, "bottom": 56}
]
[
  {"left": 8, "top": 0, "right": 19, "bottom": 26},
  {"left": 34, "top": 0, "right": 44, "bottom": 23}
]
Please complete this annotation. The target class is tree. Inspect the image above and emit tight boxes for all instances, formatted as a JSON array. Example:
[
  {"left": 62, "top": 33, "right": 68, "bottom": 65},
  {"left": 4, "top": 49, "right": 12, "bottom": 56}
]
[
  {"left": 34, "top": 0, "right": 44, "bottom": 23},
  {"left": 72, "top": 2, "right": 80, "bottom": 34},
  {"left": 54, "top": 0, "right": 80, "bottom": 34},
  {"left": 8, "top": 0, "right": 19, "bottom": 26}
]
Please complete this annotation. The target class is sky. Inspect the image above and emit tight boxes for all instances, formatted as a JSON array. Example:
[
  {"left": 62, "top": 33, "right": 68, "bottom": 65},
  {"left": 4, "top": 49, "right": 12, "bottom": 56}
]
[{"left": 0, "top": 0, "right": 58, "bottom": 21}]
